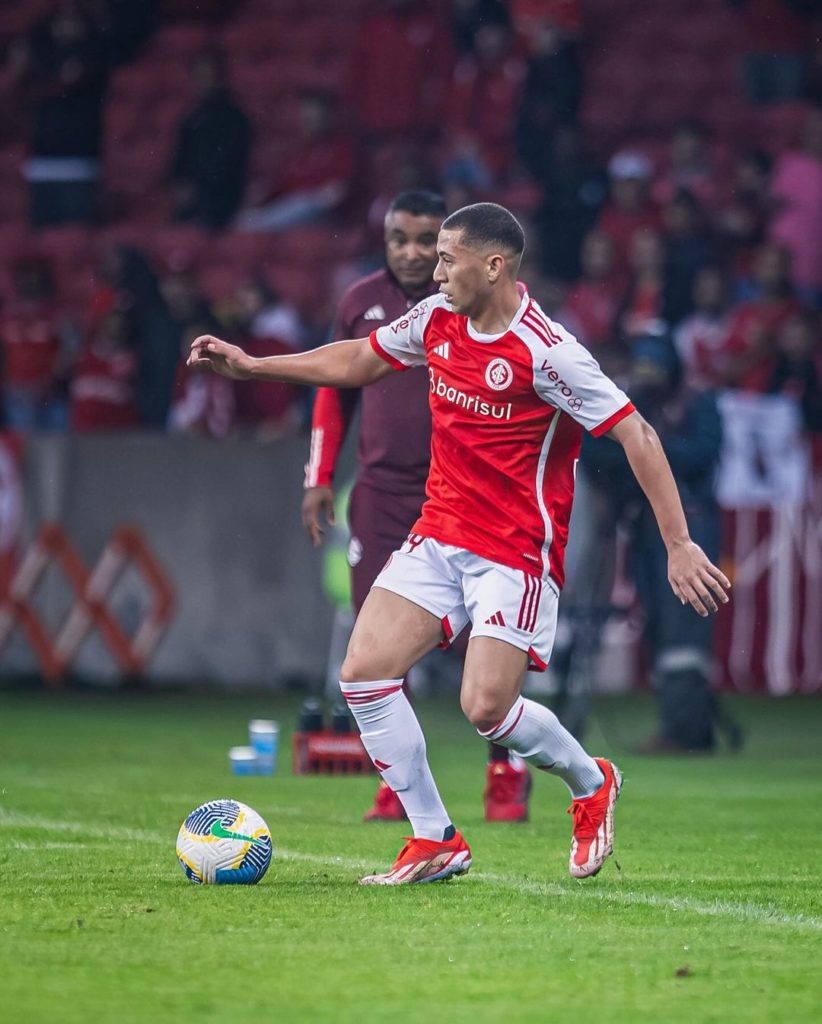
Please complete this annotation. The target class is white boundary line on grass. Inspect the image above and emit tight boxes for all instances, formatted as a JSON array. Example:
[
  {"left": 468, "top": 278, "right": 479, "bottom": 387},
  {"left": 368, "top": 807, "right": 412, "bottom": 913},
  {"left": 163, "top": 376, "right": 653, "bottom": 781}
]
[{"left": 2, "top": 808, "right": 820, "bottom": 933}]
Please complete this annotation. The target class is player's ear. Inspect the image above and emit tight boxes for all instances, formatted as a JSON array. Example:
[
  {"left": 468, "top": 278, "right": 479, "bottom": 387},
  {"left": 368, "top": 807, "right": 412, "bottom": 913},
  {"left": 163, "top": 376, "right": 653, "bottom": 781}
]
[{"left": 486, "top": 253, "right": 505, "bottom": 282}]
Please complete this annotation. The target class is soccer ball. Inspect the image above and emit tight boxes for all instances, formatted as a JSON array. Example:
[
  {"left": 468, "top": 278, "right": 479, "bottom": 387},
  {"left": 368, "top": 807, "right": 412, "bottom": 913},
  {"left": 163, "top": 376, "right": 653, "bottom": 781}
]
[{"left": 176, "top": 799, "right": 272, "bottom": 885}]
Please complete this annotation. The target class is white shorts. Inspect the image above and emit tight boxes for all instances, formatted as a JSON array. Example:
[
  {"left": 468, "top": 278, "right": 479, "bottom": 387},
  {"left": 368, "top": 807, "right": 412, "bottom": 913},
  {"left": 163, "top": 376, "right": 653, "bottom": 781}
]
[{"left": 372, "top": 534, "right": 559, "bottom": 671}]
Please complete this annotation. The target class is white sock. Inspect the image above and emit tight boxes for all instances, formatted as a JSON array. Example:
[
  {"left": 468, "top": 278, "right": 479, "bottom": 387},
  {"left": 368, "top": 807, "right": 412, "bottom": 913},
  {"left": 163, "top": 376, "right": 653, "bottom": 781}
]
[
  {"left": 340, "top": 679, "right": 451, "bottom": 840},
  {"left": 479, "top": 696, "right": 604, "bottom": 798}
]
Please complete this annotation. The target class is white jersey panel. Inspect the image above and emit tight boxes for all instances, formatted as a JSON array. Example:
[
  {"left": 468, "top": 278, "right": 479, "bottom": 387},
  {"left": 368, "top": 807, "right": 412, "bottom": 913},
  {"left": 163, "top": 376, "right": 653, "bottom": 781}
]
[
  {"left": 372, "top": 293, "right": 447, "bottom": 368},
  {"left": 516, "top": 302, "right": 632, "bottom": 434}
]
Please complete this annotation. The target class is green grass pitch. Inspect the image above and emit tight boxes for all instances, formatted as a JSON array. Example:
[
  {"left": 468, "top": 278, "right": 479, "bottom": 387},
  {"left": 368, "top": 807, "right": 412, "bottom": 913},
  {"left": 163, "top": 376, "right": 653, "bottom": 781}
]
[{"left": 1, "top": 687, "right": 820, "bottom": 1023}]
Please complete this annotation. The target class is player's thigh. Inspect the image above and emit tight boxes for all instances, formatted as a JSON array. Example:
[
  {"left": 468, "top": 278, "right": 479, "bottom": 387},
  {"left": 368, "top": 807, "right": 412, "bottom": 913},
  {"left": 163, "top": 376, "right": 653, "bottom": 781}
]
[
  {"left": 341, "top": 587, "right": 444, "bottom": 683},
  {"left": 460, "top": 635, "right": 529, "bottom": 731}
]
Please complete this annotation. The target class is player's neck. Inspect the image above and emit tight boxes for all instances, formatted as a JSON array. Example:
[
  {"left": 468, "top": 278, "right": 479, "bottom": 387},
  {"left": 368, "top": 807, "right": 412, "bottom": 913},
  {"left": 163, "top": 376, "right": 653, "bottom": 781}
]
[{"left": 468, "top": 285, "right": 523, "bottom": 336}]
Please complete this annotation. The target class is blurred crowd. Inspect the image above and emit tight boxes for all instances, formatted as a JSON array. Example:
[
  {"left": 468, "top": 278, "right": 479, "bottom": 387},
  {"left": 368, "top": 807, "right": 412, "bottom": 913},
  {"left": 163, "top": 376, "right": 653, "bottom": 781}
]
[{"left": 0, "top": 0, "right": 821, "bottom": 442}]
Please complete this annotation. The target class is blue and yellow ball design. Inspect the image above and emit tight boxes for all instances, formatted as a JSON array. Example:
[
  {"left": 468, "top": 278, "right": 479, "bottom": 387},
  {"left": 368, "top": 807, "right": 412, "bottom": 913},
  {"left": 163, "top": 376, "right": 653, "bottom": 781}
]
[{"left": 176, "top": 799, "right": 272, "bottom": 885}]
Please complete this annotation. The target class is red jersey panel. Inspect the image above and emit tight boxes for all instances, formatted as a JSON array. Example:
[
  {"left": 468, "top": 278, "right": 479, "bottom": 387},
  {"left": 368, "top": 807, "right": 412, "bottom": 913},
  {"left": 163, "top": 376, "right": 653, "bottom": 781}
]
[
  {"left": 305, "top": 269, "right": 431, "bottom": 496},
  {"left": 370, "top": 291, "right": 634, "bottom": 586}
]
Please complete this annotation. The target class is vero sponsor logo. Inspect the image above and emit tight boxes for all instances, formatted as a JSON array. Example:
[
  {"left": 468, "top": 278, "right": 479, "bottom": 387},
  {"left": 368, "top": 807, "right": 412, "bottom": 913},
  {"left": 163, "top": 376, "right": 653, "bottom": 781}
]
[
  {"left": 389, "top": 301, "right": 429, "bottom": 334},
  {"left": 539, "top": 361, "right": 583, "bottom": 410}
]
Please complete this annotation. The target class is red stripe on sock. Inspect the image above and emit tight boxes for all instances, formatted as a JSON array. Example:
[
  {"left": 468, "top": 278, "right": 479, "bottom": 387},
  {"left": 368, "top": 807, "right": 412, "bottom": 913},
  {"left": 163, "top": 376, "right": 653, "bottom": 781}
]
[
  {"left": 343, "top": 685, "right": 402, "bottom": 704},
  {"left": 496, "top": 702, "right": 525, "bottom": 742}
]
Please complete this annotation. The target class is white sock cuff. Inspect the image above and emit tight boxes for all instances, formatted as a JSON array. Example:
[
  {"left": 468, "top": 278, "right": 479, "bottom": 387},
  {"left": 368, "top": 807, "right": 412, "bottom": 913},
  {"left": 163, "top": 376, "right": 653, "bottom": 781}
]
[
  {"left": 339, "top": 679, "right": 404, "bottom": 706},
  {"left": 477, "top": 696, "right": 525, "bottom": 742}
]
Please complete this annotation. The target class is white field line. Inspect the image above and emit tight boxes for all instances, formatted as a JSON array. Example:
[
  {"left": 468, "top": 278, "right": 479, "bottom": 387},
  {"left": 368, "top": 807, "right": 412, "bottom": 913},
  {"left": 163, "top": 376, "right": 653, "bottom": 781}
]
[{"left": 2, "top": 808, "right": 820, "bottom": 933}]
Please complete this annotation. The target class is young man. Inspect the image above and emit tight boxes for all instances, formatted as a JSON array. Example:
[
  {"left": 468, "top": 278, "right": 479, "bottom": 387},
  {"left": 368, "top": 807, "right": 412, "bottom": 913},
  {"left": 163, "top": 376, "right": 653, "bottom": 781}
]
[
  {"left": 303, "top": 190, "right": 532, "bottom": 823},
  {"left": 189, "top": 203, "right": 730, "bottom": 885}
]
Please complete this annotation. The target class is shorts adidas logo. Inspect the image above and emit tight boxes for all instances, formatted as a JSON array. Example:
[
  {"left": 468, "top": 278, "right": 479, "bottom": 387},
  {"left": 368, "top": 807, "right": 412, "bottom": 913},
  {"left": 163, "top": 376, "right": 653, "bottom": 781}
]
[
  {"left": 484, "top": 611, "right": 506, "bottom": 627},
  {"left": 433, "top": 341, "right": 450, "bottom": 359}
]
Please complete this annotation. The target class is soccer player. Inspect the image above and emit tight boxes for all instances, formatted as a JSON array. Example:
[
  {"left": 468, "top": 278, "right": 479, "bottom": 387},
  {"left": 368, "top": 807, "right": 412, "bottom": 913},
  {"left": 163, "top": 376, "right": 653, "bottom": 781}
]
[
  {"left": 303, "top": 189, "right": 532, "bottom": 823},
  {"left": 188, "top": 203, "right": 730, "bottom": 885}
]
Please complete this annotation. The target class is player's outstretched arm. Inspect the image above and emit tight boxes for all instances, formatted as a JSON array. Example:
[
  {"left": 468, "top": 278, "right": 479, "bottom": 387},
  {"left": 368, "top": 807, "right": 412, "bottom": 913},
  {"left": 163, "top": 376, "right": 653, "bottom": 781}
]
[
  {"left": 607, "top": 411, "right": 731, "bottom": 617},
  {"left": 187, "top": 335, "right": 393, "bottom": 388}
]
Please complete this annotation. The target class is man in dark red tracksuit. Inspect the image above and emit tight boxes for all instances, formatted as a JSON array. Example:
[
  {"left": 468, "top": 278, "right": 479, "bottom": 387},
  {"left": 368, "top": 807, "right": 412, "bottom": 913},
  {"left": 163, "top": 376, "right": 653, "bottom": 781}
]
[{"left": 302, "top": 190, "right": 532, "bottom": 822}]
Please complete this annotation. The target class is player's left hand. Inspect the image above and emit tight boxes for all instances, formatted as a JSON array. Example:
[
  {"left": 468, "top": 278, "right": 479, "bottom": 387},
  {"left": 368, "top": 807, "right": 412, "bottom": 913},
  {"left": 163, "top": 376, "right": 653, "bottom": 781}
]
[{"left": 667, "top": 539, "right": 731, "bottom": 617}]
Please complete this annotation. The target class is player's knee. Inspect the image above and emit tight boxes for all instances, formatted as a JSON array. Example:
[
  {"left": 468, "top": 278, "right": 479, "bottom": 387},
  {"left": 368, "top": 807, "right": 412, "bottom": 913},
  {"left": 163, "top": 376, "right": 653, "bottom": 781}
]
[
  {"left": 460, "top": 690, "right": 506, "bottom": 733},
  {"left": 339, "top": 656, "right": 365, "bottom": 685},
  {"left": 340, "top": 651, "right": 391, "bottom": 684}
]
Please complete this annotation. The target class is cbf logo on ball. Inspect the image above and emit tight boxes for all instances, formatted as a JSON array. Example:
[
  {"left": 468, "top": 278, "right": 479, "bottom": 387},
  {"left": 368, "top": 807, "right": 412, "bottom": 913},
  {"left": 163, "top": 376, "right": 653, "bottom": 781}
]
[{"left": 485, "top": 358, "right": 513, "bottom": 391}]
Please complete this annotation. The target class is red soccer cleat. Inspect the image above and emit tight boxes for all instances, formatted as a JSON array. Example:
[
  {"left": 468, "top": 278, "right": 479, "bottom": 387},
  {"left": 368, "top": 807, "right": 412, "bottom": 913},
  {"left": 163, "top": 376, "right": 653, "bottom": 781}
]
[
  {"left": 359, "top": 830, "right": 472, "bottom": 885},
  {"left": 363, "top": 780, "right": 407, "bottom": 822},
  {"left": 484, "top": 759, "right": 532, "bottom": 822},
  {"left": 567, "top": 758, "right": 622, "bottom": 878}
]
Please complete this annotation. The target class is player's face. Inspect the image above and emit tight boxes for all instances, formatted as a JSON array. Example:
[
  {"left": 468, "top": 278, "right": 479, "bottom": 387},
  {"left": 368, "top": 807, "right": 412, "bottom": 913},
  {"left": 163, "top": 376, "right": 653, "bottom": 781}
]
[
  {"left": 433, "top": 229, "right": 492, "bottom": 317},
  {"left": 384, "top": 212, "right": 441, "bottom": 294}
]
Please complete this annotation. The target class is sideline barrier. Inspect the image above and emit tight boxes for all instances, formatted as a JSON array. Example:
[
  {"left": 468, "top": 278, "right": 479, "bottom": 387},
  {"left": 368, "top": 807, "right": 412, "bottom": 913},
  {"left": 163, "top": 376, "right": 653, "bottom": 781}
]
[{"left": 0, "top": 523, "right": 175, "bottom": 685}]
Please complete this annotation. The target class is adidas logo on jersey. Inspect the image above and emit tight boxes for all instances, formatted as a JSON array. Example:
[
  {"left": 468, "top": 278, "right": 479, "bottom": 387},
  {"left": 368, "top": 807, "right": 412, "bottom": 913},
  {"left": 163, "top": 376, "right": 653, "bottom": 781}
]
[
  {"left": 484, "top": 611, "right": 506, "bottom": 627},
  {"left": 363, "top": 304, "right": 386, "bottom": 321},
  {"left": 433, "top": 342, "right": 450, "bottom": 360}
]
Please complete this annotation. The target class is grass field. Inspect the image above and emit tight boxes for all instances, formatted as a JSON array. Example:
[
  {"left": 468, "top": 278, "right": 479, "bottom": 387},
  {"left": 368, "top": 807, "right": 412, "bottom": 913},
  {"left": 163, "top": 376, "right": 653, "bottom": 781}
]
[{"left": 1, "top": 686, "right": 820, "bottom": 1024}]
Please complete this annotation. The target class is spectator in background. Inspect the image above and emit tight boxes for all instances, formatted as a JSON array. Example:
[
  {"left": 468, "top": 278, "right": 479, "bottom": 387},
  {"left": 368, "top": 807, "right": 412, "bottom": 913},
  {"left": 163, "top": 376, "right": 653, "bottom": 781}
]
[
  {"left": 767, "top": 311, "right": 822, "bottom": 432},
  {"left": 596, "top": 150, "right": 661, "bottom": 269},
  {"left": 515, "top": 14, "right": 582, "bottom": 187},
  {"left": 442, "top": 15, "right": 525, "bottom": 189},
  {"left": 675, "top": 265, "right": 735, "bottom": 391},
  {"left": 7, "top": 1, "right": 109, "bottom": 227},
  {"left": 719, "top": 242, "right": 803, "bottom": 391},
  {"left": 69, "top": 308, "right": 137, "bottom": 431},
  {"left": 662, "top": 188, "right": 716, "bottom": 327},
  {"left": 140, "top": 263, "right": 218, "bottom": 428},
  {"left": 450, "top": 0, "right": 511, "bottom": 55},
  {"left": 0, "top": 255, "right": 71, "bottom": 430},
  {"left": 622, "top": 335, "right": 729, "bottom": 752},
  {"left": 769, "top": 106, "right": 822, "bottom": 306},
  {"left": 220, "top": 279, "right": 305, "bottom": 439},
  {"left": 653, "top": 121, "right": 718, "bottom": 212},
  {"left": 535, "top": 126, "right": 607, "bottom": 280},
  {"left": 618, "top": 228, "right": 667, "bottom": 345},
  {"left": 715, "top": 148, "right": 772, "bottom": 288},
  {"left": 583, "top": 333, "right": 734, "bottom": 752},
  {"left": 730, "top": 0, "right": 816, "bottom": 104},
  {"left": 559, "top": 229, "right": 622, "bottom": 363},
  {"left": 168, "top": 321, "right": 235, "bottom": 438},
  {"left": 170, "top": 50, "right": 251, "bottom": 229},
  {"left": 87, "top": 244, "right": 160, "bottom": 326},
  {"left": 237, "top": 91, "right": 354, "bottom": 233}
]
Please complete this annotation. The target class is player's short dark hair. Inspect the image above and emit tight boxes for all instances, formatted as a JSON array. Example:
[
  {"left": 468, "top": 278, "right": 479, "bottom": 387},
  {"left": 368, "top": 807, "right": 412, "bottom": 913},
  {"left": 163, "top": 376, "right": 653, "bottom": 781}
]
[
  {"left": 442, "top": 203, "right": 525, "bottom": 258},
  {"left": 387, "top": 190, "right": 447, "bottom": 220}
]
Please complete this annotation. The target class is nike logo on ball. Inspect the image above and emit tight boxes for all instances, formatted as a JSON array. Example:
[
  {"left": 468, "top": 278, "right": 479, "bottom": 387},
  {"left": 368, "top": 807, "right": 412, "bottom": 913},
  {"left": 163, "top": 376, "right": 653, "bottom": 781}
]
[{"left": 210, "top": 820, "right": 266, "bottom": 845}]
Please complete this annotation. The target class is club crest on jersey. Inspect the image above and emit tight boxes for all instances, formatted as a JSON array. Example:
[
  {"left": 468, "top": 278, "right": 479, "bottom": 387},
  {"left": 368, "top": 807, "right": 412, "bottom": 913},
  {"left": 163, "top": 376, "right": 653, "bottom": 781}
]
[{"left": 485, "top": 358, "right": 513, "bottom": 391}]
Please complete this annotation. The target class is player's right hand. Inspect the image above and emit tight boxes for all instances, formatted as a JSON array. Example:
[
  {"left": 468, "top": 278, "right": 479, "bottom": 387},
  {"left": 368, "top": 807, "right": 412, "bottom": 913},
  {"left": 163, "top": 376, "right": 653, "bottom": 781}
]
[
  {"left": 187, "top": 335, "right": 254, "bottom": 380},
  {"left": 301, "top": 486, "right": 336, "bottom": 547}
]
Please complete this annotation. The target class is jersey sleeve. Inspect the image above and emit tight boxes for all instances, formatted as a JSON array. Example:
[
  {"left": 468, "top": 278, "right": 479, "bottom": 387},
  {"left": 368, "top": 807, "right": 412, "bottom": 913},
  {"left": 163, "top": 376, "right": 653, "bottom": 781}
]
[
  {"left": 369, "top": 295, "right": 440, "bottom": 370},
  {"left": 534, "top": 339, "right": 635, "bottom": 436},
  {"left": 304, "top": 386, "right": 359, "bottom": 488}
]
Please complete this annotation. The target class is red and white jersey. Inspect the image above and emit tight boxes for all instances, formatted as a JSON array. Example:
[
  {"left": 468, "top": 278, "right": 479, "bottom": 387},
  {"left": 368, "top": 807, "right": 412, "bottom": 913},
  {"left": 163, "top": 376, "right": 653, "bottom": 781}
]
[{"left": 370, "top": 289, "right": 634, "bottom": 587}]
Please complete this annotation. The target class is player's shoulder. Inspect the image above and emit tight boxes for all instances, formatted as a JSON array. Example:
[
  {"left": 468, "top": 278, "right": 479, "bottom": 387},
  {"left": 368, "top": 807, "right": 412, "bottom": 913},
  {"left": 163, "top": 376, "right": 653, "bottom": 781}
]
[{"left": 515, "top": 297, "right": 579, "bottom": 357}]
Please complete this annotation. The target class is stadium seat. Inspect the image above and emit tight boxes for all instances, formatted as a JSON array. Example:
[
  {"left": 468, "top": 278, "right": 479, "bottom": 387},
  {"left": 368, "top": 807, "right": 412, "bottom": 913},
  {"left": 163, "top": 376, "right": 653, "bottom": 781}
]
[{"left": 754, "top": 102, "right": 811, "bottom": 155}]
